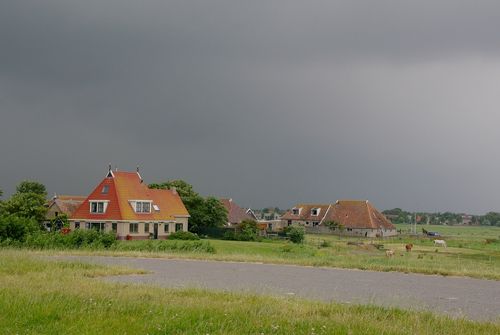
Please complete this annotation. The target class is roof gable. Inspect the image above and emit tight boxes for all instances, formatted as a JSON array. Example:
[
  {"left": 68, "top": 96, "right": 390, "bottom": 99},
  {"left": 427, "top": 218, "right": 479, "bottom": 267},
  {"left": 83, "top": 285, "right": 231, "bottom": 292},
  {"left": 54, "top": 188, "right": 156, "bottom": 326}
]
[
  {"left": 71, "top": 171, "right": 189, "bottom": 221},
  {"left": 281, "top": 204, "right": 331, "bottom": 221},
  {"left": 220, "top": 198, "right": 253, "bottom": 224},
  {"left": 326, "top": 200, "right": 395, "bottom": 230}
]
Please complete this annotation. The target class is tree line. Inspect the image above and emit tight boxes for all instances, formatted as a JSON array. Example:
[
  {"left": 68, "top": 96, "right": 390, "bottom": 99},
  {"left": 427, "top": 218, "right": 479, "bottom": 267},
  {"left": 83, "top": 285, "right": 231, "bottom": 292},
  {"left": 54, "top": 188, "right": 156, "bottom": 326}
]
[{"left": 382, "top": 208, "right": 500, "bottom": 226}]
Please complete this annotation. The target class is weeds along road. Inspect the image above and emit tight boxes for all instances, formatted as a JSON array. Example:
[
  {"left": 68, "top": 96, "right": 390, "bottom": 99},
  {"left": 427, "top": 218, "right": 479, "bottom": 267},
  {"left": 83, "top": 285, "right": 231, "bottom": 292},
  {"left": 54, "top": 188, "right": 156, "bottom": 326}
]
[{"left": 52, "top": 256, "right": 500, "bottom": 321}]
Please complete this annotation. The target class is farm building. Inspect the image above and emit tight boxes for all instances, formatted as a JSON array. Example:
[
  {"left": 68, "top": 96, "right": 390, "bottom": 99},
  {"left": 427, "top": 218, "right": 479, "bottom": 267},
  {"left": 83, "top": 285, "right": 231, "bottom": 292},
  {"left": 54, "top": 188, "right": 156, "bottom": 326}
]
[
  {"left": 220, "top": 198, "right": 256, "bottom": 226},
  {"left": 281, "top": 200, "right": 397, "bottom": 237},
  {"left": 44, "top": 195, "right": 86, "bottom": 230}
]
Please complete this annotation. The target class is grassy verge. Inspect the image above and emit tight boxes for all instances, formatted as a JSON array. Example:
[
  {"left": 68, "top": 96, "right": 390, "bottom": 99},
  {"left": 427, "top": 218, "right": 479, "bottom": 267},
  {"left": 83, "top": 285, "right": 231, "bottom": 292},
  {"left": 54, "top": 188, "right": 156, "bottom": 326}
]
[
  {"left": 0, "top": 250, "right": 498, "bottom": 334},
  {"left": 15, "top": 231, "right": 500, "bottom": 280},
  {"left": 2, "top": 225, "right": 499, "bottom": 280}
]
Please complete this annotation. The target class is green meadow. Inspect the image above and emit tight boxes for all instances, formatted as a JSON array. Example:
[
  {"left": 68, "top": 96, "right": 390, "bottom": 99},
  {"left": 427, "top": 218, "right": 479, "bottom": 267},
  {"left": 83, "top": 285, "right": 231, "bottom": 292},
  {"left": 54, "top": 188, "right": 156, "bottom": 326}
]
[
  {"left": 25, "top": 224, "right": 499, "bottom": 280},
  {"left": 0, "top": 250, "right": 498, "bottom": 335}
]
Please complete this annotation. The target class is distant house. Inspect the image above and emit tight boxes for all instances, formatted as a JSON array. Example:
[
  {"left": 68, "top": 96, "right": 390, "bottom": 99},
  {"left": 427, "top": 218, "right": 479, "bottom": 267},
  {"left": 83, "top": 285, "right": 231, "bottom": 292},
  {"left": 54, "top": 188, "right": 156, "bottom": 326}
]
[
  {"left": 70, "top": 168, "right": 190, "bottom": 240},
  {"left": 44, "top": 195, "right": 86, "bottom": 230},
  {"left": 281, "top": 200, "right": 397, "bottom": 237},
  {"left": 246, "top": 208, "right": 258, "bottom": 221},
  {"left": 220, "top": 198, "right": 255, "bottom": 226}
]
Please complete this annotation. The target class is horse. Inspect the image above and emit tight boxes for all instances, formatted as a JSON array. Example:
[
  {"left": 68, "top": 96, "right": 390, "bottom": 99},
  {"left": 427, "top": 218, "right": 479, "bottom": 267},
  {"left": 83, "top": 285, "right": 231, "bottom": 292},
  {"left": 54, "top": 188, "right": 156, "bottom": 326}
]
[
  {"left": 433, "top": 239, "right": 447, "bottom": 248},
  {"left": 405, "top": 243, "right": 413, "bottom": 252}
]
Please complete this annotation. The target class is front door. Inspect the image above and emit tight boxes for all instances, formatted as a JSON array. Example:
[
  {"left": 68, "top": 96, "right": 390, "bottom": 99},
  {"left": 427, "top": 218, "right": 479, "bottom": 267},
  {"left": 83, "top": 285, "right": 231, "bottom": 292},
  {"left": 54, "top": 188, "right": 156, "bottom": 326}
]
[{"left": 153, "top": 223, "right": 158, "bottom": 239}]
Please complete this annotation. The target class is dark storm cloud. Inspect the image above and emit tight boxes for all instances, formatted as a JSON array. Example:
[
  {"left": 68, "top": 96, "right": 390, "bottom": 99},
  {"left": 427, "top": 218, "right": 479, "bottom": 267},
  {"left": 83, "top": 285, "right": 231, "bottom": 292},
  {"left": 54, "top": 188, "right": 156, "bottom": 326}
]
[{"left": 1, "top": 1, "right": 500, "bottom": 213}]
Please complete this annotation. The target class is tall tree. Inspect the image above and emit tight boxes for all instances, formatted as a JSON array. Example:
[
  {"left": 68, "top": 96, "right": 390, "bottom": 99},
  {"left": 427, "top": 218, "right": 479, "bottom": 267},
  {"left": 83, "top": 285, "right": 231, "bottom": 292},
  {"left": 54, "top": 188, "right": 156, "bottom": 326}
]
[
  {"left": 149, "top": 180, "right": 227, "bottom": 232},
  {"left": 2, "top": 180, "right": 47, "bottom": 223},
  {"left": 16, "top": 181, "right": 47, "bottom": 197}
]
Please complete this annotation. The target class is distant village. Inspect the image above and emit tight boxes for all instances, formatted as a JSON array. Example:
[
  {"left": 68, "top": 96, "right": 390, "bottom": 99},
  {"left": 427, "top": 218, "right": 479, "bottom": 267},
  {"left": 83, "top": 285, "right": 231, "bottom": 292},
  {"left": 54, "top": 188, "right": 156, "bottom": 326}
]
[{"left": 39, "top": 167, "right": 500, "bottom": 241}]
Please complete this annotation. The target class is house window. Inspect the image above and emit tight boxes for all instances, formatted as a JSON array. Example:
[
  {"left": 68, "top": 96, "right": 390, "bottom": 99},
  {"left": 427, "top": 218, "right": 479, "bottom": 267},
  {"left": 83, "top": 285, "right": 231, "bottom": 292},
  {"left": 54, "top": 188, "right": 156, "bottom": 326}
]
[
  {"left": 135, "top": 201, "right": 151, "bottom": 213},
  {"left": 112, "top": 223, "right": 117, "bottom": 232},
  {"left": 90, "top": 222, "right": 105, "bottom": 232},
  {"left": 175, "top": 223, "right": 183, "bottom": 232},
  {"left": 292, "top": 208, "right": 300, "bottom": 215},
  {"left": 75, "top": 222, "right": 80, "bottom": 229},
  {"left": 287, "top": 220, "right": 292, "bottom": 226},
  {"left": 102, "top": 185, "right": 109, "bottom": 194},
  {"left": 164, "top": 224, "right": 169, "bottom": 233},
  {"left": 313, "top": 221, "right": 319, "bottom": 227},
  {"left": 90, "top": 201, "right": 106, "bottom": 214},
  {"left": 144, "top": 223, "right": 150, "bottom": 233},
  {"left": 311, "top": 208, "right": 320, "bottom": 216},
  {"left": 129, "top": 223, "right": 139, "bottom": 233}
]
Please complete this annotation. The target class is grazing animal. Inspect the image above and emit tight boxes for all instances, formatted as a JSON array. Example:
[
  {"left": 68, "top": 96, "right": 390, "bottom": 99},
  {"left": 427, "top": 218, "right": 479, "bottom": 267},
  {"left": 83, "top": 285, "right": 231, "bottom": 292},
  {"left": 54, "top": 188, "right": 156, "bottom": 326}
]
[
  {"left": 405, "top": 243, "right": 413, "bottom": 252},
  {"left": 385, "top": 249, "right": 395, "bottom": 257},
  {"left": 433, "top": 239, "right": 447, "bottom": 248}
]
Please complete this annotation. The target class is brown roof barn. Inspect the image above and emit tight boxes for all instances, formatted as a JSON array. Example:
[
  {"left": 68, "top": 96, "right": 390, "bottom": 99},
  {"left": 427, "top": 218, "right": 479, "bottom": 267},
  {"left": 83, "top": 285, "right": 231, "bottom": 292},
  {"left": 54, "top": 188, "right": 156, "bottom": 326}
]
[
  {"left": 220, "top": 198, "right": 254, "bottom": 226},
  {"left": 282, "top": 200, "right": 396, "bottom": 237}
]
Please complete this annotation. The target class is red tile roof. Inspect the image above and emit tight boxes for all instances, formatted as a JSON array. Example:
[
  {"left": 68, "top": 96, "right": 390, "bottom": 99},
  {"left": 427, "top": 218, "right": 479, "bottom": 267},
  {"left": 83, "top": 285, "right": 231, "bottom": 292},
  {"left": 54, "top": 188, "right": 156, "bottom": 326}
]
[
  {"left": 325, "top": 200, "right": 394, "bottom": 230},
  {"left": 282, "top": 200, "right": 395, "bottom": 230},
  {"left": 280, "top": 204, "right": 331, "bottom": 221},
  {"left": 220, "top": 198, "right": 254, "bottom": 224},
  {"left": 71, "top": 171, "right": 189, "bottom": 221}
]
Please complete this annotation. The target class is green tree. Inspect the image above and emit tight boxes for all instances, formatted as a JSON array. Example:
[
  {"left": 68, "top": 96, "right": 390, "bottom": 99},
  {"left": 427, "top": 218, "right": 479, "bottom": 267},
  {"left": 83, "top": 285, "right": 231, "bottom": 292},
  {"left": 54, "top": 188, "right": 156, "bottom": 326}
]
[
  {"left": 2, "top": 180, "right": 47, "bottom": 223},
  {"left": 149, "top": 180, "right": 227, "bottom": 232},
  {"left": 16, "top": 181, "right": 47, "bottom": 196},
  {"left": 0, "top": 215, "right": 39, "bottom": 242}
]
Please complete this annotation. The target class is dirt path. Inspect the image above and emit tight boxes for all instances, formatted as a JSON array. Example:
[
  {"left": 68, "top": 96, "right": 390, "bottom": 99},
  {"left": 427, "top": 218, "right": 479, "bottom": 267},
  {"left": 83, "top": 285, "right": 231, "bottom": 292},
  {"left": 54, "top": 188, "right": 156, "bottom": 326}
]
[{"left": 53, "top": 256, "right": 500, "bottom": 321}]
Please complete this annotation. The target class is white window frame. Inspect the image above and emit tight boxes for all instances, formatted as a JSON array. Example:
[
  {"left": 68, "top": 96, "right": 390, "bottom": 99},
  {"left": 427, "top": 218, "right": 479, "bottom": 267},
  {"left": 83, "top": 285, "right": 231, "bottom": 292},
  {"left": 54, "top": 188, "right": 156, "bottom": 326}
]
[
  {"left": 311, "top": 208, "right": 320, "bottom": 216},
  {"left": 130, "top": 200, "right": 153, "bottom": 214},
  {"left": 89, "top": 200, "right": 109, "bottom": 214}
]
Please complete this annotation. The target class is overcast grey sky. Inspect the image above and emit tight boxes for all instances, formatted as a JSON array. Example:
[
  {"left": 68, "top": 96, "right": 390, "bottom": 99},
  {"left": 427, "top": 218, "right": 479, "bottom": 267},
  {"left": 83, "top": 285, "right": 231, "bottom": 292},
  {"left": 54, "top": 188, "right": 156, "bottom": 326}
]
[{"left": 1, "top": 1, "right": 500, "bottom": 213}]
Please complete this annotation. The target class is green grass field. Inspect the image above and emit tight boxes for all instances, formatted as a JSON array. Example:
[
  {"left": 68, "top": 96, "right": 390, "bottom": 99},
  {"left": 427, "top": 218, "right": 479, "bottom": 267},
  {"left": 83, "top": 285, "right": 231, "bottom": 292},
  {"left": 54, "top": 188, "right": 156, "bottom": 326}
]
[
  {"left": 0, "top": 250, "right": 498, "bottom": 335},
  {"left": 4, "top": 225, "right": 500, "bottom": 280}
]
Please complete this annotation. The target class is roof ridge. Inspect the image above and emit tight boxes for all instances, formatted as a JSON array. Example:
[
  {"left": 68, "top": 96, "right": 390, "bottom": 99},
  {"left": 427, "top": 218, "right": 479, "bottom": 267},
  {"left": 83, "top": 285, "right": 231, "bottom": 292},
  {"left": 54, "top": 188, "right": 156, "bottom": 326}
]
[
  {"left": 111, "top": 174, "right": 124, "bottom": 220},
  {"left": 366, "top": 201, "right": 375, "bottom": 229},
  {"left": 319, "top": 204, "right": 332, "bottom": 224}
]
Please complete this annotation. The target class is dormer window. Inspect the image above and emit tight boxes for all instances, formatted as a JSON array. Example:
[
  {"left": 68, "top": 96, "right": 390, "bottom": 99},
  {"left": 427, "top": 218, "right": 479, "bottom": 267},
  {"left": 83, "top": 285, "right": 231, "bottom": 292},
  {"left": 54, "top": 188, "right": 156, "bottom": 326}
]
[
  {"left": 292, "top": 207, "right": 301, "bottom": 215},
  {"left": 90, "top": 200, "right": 109, "bottom": 214},
  {"left": 132, "top": 201, "right": 152, "bottom": 213},
  {"left": 311, "top": 208, "right": 320, "bottom": 216}
]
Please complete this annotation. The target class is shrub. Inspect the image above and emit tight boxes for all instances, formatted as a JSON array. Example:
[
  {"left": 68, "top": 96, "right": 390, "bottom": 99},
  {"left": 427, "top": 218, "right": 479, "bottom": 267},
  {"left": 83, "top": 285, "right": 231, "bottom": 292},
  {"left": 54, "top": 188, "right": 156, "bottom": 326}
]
[
  {"left": 286, "top": 225, "right": 305, "bottom": 244},
  {"left": 20, "top": 229, "right": 117, "bottom": 250},
  {"left": 223, "top": 230, "right": 236, "bottom": 240},
  {"left": 168, "top": 231, "right": 200, "bottom": 240},
  {"left": 0, "top": 215, "right": 38, "bottom": 242},
  {"left": 235, "top": 220, "right": 258, "bottom": 241},
  {"left": 111, "top": 240, "right": 215, "bottom": 253}
]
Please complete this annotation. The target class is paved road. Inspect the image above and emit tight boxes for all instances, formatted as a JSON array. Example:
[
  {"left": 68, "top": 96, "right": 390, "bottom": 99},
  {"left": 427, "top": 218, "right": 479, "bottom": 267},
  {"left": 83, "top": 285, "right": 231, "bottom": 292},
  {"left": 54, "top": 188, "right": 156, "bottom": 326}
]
[{"left": 53, "top": 256, "right": 500, "bottom": 321}]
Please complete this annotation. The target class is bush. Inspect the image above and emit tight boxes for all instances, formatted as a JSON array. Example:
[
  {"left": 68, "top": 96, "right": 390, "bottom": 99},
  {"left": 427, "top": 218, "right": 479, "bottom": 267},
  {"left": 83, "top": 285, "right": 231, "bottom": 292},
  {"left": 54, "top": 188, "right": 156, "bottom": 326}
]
[
  {"left": 111, "top": 240, "right": 215, "bottom": 253},
  {"left": 168, "top": 231, "right": 200, "bottom": 240},
  {"left": 0, "top": 215, "right": 39, "bottom": 242},
  {"left": 236, "top": 220, "right": 258, "bottom": 241},
  {"left": 286, "top": 225, "right": 305, "bottom": 244},
  {"left": 223, "top": 230, "right": 236, "bottom": 240},
  {"left": 19, "top": 229, "right": 117, "bottom": 250}
]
